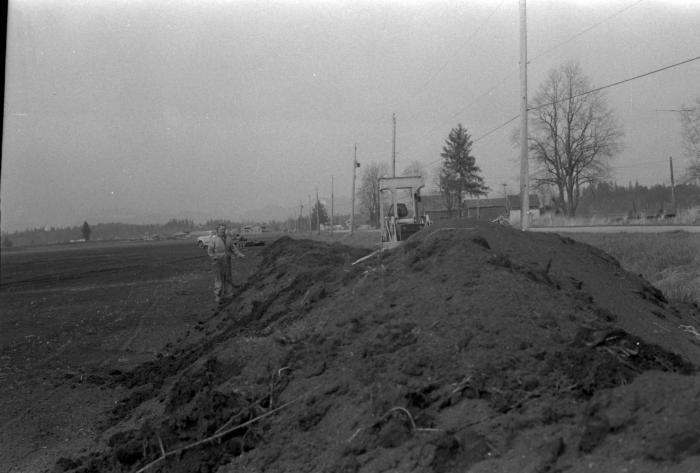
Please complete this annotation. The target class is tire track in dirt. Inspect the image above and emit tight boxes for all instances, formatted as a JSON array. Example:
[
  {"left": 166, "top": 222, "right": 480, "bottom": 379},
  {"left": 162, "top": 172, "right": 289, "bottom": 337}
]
[{"left": 99, "top": 286, "right": 161, "bottom": 368}]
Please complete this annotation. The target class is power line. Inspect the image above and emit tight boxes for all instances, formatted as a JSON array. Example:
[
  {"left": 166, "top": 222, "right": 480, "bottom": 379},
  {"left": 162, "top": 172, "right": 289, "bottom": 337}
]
[
  {"left": 412, "top": 55, "right": 700, "bottom": 176},
  {"left": 399, "top": 0, "right": 508, "bottom": 106},
  {"left": 530, "top": 55, "right": 700, "bottom": 112},
  {"left": 403, "top": 68, "right": 519, "bottom": 154},
  {"left": 401, "top": 0, "right": 646, "bottom": 147},
  {"left": 387, "top": 0, "right": 509, "bottom": 131},
  {"left": 364, "top": 1, "right": 508, "bottom": 133},
  {"left": 415, "top": 114, "right": 520, "bottom": 173},
  {"left": 474, "top": 115, "right": 519, "bottom": 143},
  {"left": 407, "top": 0, "right": 645, "bottom": 147},
  {"left": 529, "top": 0, "right": 645, "bottom": 65}
]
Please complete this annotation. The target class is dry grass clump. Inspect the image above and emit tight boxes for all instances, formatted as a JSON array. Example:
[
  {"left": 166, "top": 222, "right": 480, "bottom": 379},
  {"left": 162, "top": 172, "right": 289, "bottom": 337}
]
[
  {"left": 567, "top": 232, "right": 700, "bottom": 304},
  {"left": 530, "top": 206, "right": 700, "bottom": 226}
]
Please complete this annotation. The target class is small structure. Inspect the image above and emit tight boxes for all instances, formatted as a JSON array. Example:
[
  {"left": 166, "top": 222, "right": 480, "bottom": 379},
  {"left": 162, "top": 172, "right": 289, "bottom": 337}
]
[
  {"left": 419, "top": 194, "right": 453, "bottom": 221},
  {"left": 419, "top": 193, "right": 540, "bottom": 222},
  {"left": 501, "top": 194, "right": 541, "bottom": 224},
  {"left": 378, "top": 176, "right": 426, "bottom": 249}
]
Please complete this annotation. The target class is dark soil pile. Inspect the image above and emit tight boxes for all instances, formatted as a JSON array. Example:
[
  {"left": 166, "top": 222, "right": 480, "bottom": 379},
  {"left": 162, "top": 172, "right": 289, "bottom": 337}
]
[{"left": 54, "top": 220, "right": 700, "bottom": 473}]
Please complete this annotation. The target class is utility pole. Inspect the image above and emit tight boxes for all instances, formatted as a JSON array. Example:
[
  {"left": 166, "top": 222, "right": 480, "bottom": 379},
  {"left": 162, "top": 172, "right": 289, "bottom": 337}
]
[
  {"left": 391, "top": 113, "right": 398, "bottom": 220},
  {"left": 392, "top": 113, "right": 397, "bottom": 177},
  {"left": 331, "top": 175, "right": 334, "bottom": 236},
  {"left": 308, "top": 195, "right": 312, "bottom": 233},
  {"left": 669, "top": 156, "right": 676, "bottom": 213},
  {"left": 298, "top": 201, "right": 303, "bottom": 233},
  {"left": 351, "top": 144, "right": 359, "bottom": 235},
  {"left": 519, "top": 0, "right": 529, "bottom": 231},
  {"left": 316, "top": 188, "right": 320, "bottom": 235}
]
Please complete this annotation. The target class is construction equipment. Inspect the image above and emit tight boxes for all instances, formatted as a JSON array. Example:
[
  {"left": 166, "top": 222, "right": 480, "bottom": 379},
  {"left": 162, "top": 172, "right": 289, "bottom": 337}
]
[{"left": 378, "top": 176, "right": 429, "bottom": 249}]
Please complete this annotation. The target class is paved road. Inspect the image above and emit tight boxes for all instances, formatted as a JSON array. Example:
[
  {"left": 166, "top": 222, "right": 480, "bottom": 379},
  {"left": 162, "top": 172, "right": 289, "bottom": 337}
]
[{"left": 528, "top": 225, "right": 700, "bottom": 233}]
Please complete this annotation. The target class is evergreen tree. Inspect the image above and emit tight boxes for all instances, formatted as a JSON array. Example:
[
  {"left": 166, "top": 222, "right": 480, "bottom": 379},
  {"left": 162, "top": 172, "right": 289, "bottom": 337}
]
[
  {"left": 439, "top": 124, "right": 489, "bottom": 217},
  {"left": 81, "top": 221, "right": 91, "bottom": 241}
]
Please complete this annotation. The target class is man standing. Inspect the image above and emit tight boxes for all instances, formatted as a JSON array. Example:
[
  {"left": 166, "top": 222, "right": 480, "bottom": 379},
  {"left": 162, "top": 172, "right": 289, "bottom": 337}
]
[{"left": 207, "top": 223, "right": 245, "bottom": 306}]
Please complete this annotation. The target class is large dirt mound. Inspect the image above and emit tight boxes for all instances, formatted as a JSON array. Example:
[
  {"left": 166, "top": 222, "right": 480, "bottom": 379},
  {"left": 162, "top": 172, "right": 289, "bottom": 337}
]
[{"left": 55, "top": 221, "right": 700, "bottom": 473}]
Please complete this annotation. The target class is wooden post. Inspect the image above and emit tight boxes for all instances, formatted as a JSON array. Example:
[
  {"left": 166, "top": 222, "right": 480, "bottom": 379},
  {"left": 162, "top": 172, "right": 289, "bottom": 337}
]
[
  {"left": 351, "top": 144, "right": 358, "bottom": 235},
  {"left": 519, "top": 0, "right": 529, "bottom": 230},
  {"left": 669, "top": 156, "right": 676, "bottom": 213}
]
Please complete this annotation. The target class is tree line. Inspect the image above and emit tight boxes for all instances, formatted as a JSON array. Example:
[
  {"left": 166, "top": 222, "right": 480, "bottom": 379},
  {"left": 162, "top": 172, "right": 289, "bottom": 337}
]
[
  {"left": 2, "top": 218, "right": 199, "bottom": 248},
  {"left": 576, "top": 181, "right": 700, "bottom": 218}
]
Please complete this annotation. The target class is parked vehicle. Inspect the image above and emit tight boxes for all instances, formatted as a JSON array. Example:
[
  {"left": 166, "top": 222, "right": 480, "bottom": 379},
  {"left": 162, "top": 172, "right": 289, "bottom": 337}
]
[
  {"left": 197, "top": 231, "right": 214, "bottom": 248},
  {"left": 197, "top": 231, "right": 257, "bottom": 249}
]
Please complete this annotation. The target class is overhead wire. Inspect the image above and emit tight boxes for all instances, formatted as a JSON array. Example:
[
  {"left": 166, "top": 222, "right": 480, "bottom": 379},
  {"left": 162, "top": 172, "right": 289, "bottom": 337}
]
[
  {"left": 360, "top": 1, "right": 697, "bottom": 190},
  {"left": 394, "top": 0, "right": 508, "bottom": 110},
  {"left": 400, "top": 0, "right": 647, "bottom": 160},
  {"left": 414, "top": 114, "right": 520, "bottom": 173},
  {"left": 407, "top": 68, "right": 519, "bottom": 148},
  {"left": 358, "top": 0, "right": 509, "bottom": 136},
  {"left": 413, "top": 55, "right": 700, "bottom": 176},
  {"left": 528, "top": 0, "right": 646, "bottom": 65},
  {"left": 530, "top": 55, "right": 700, "bottom": 112}
]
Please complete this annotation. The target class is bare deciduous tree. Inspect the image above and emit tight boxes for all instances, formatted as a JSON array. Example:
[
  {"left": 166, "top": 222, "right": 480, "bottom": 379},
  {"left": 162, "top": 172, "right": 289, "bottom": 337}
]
[
  {"left": 401, "top": 160, "right": 426, "bottom": 180},
  {"left": 529, "top": 62, "right": 623, "bottom": 217},
  {"left": 358, "top": 162, "right": 389, "bottom": 227},
  {"left": 680, "top": 97, "right": 700, "bottom": 182}
]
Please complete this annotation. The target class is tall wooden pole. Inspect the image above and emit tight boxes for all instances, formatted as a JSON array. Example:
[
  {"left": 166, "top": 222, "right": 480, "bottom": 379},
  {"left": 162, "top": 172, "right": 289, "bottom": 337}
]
[
  {"left": 316, "top": 188, "right": 320, "bottom": 235},
  {"left": 351, "top": 144, "right": 357, "bottom": 235},
  {"left": 298, "top": 201, "right": 303, "bottom": 233},
  {"left": 308, "top": 195, "right": 312, "bottom": 233},
  {"left": 392, "top": 113, "right": 396, "bottom": 177},
  {"left": 669, "top": 156, "right": 676, "bottom": 212},
  {"left": 391, "top": 113, "right": 397, "bottom": 219},
  {"left": 519, "top": 0, "right": 529, "bottom": 230},
  {"left": 331, "top": 175, "right": 334, "bottom": 236}
]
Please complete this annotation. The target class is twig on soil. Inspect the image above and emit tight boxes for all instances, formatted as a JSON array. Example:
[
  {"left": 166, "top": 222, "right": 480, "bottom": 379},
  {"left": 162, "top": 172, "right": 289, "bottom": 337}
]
[
  {"left": 134, "top": 386, "right": 319, "bottom": 473},
  {"left": 385, "top": 406, "right": 417, "bottom": 431},
  {"left": 216, "top": 367, "right": 291, "bottom": 436},
  {"left": 269, "top": 366, "right": 291, "bottom": 410},
  {"left": 652, "top": 321, "right": 671, "bottom": 333},
  {"left": 383, "top": 407, "right": 442, "bottom": 433},
  {"left": 378, "top": 407, "right": 443, "bottom": 435},
  {"left": 346, "top": 428, "right": 363, "bottom": 443},
  {"left": 352, "top": 249, "right": 385, "bottom": 266},
  {"left": 156, "top": 433, "right": 166, "bottom": 457},
  {"left": 451, "top": 376, "right": 472, "bottom": 395},
  {"left": 241, "top": 427, "right": 253, "bottom": 449},
  {"left": 346, "top": 408, "right": 442, "bottom": 445},
  {"left": 214, "top": 407, "right": 248, "bottom": 435},
  {"left": 679, "top": 325, "right": 700, "bottom": 340}
]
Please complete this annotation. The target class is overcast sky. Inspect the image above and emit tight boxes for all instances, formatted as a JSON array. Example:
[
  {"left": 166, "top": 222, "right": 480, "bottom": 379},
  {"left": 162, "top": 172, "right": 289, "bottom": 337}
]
[{"left": 2, "top": 0, "right": 699, "bottom": 232}]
